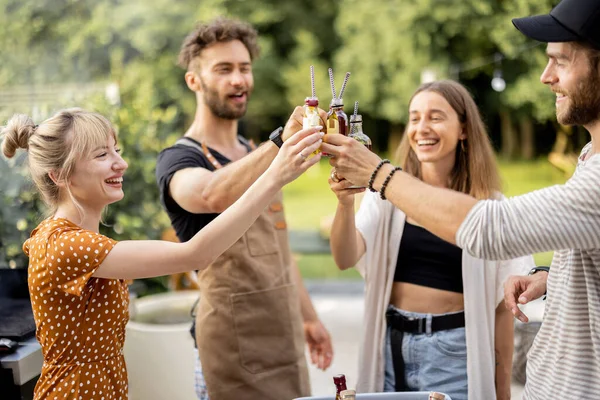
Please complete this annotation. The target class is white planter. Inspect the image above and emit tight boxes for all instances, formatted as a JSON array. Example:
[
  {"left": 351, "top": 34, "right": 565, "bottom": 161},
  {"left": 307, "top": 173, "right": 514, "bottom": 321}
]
[{"left": 124, "top": 291, "right": 199, "bottom": 400}]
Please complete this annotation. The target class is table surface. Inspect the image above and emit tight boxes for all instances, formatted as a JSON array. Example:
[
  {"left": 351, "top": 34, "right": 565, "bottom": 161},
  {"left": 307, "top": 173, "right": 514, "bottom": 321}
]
[{"left": 0, "top": 336, "right": 42, "bottom": 385}]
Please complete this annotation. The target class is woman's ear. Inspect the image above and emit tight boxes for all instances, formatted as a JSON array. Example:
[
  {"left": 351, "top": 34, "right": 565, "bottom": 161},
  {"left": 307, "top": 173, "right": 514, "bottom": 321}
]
[{"left": 48, "top": 170, "right": 66, "bottom": 188}]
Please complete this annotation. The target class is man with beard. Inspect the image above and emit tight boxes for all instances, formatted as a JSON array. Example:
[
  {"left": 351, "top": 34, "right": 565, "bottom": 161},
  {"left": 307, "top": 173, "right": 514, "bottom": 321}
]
[
  {"left": 155, "top": 18, "right": 332, "bottom": 400},
  {"left": 320, "top": 0, "right": 600, "bottom": 398}
]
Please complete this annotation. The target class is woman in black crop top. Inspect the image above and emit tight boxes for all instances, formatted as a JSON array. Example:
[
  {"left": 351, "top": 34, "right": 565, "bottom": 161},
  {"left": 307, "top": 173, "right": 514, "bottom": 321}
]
[{"left": 328, "top": 81, "right": 525, "bottom": 400}]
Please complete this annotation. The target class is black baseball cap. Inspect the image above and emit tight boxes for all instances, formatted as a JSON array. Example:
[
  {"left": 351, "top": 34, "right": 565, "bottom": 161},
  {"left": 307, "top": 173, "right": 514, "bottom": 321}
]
[{"left": 512, "top": 0, "right": 600, "bottom": 50}]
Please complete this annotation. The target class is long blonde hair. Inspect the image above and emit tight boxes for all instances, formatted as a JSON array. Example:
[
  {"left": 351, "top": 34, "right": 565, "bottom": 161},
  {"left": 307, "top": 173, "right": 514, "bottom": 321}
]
[
  {"left": 1, "top": 108, "right": 117, "bottom": 218},
  {"left": 395, "top": 80, "right": 501, "bottom": 200}
]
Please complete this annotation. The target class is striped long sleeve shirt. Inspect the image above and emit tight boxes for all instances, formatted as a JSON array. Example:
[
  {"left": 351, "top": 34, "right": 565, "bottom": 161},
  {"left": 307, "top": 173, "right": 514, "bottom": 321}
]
[{"left": 456, "top": 143, "right": 600, "bottom": 400}]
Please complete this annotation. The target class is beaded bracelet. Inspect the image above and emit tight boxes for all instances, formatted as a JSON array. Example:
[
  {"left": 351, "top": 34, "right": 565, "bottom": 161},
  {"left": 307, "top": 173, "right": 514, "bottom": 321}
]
[
  {"left": 380, "top": 166, "right": 402, "bottom": 200},
  {"left": 368, "top": 159, "right": 391, "bottom": 192}
]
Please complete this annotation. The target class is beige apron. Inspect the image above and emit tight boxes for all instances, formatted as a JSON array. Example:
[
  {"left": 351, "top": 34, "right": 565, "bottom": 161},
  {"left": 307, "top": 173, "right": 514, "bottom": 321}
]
[{"left": 195, "top": 192, "right": 310, "bottom": 400}]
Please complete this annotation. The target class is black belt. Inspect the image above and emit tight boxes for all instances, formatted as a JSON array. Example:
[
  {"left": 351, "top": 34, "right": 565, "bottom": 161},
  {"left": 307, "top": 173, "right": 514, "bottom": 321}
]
[
  {"left": 386, "top": 309, "right": 465, "bottom": 391},
  {"left": 386, "top": 309, "right": 465, "bottom": 334}
]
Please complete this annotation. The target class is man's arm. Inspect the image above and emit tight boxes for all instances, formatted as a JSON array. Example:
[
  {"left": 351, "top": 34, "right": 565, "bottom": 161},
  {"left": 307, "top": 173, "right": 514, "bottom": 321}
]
[
  {"left": 291, "top": 258, "right": 333, "bottom": 370},
  {"left": 349, "top": 162, "right": 477, "bottom": 245},
  {"left": 170, "top": 142, "right": 278, "bottom": 213},
  {"left": 323, "top": 135, "right": 600, "bottom": 260},
  {"left": 170, "top": 107, "right": 314, "bottom": 214},
  {"left": 494, "top": 304, "right": 514, "bottom": 400}
]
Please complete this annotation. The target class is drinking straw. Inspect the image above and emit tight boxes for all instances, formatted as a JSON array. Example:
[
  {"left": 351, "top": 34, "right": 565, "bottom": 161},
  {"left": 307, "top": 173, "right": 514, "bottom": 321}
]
[
  {"left": 328, "top": 68, "right": 337, "bottom": 99},
  {"left": 338, "top": 72, "right": 351, "bottom": 99},
  {"left": 310, "top": 65, "right": 316, "bottom": 98}
]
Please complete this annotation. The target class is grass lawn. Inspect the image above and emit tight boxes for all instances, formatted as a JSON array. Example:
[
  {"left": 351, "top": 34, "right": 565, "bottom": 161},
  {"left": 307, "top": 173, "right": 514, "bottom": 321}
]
[{"left": 284, "top": 158, "right": 568, "bottom": 279}]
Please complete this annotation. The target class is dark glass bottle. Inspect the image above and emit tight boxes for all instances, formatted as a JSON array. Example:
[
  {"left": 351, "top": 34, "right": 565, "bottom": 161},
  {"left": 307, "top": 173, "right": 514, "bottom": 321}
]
[
  {"left": 323, "top": 98, "right": 347, "bottom": 157},
  {"left": 326, "top": 98, "right": 348, "bottom": 136},
  {"left": 333, "top": 374, "right": 347, "bottom": 400}
]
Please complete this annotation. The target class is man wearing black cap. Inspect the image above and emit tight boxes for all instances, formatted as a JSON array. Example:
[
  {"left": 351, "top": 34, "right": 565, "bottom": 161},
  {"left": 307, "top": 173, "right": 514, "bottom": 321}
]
[{"left": 320, "top": 0, "right": 600, "bottom": 398}]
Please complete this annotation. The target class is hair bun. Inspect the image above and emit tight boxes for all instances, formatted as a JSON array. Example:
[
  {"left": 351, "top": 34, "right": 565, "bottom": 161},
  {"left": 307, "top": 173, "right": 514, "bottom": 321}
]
[{"left": 1, "top": 114, "right": 36, "bottom": 158}]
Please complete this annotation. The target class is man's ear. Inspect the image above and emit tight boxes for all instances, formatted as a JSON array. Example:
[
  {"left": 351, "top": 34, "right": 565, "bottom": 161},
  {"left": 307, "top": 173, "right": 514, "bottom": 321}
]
[
  {"left": 184, "top": 71, "right": 203, "bottom": 92},
  {"left": 48, "top": 170, "right": 66, "bottom": 188}
]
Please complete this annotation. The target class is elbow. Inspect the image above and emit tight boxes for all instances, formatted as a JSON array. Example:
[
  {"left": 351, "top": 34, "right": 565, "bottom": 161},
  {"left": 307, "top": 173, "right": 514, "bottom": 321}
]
[
  {"left": 201, "top": 191, "right": 230, "bottom": 214},
  {"left": 331, "top": 253, "right": 356, "bottom": 271}
]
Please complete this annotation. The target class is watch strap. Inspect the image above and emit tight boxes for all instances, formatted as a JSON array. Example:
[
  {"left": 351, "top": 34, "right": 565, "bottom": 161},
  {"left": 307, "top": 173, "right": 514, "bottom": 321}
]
[
  {"left": 528, "top": 266, "right": 550, "bottom": 275},
  {"left": 269, "top": 126, "right": 284, "bottom": 148}
]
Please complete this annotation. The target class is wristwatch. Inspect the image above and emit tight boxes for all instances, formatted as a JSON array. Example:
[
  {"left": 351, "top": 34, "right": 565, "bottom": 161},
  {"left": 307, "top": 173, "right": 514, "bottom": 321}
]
[
  {"left": 528, "top": 266, "right": 549, "bottom": 300},
  {"left": 528, "top": 266, "right": 550, "bottom": 276},
  {"left": 269, "top": 126, "right": 284, "bottom": 148}
]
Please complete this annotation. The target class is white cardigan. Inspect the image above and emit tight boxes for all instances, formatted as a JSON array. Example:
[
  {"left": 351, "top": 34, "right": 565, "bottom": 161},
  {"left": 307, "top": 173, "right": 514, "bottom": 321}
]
[{"left": 353, "top": 191, "right": 534, "bottom": 399}]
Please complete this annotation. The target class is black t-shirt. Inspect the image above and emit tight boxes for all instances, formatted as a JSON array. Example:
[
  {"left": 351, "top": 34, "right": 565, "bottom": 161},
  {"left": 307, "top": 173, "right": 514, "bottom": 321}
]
[{"left": 155, "top": 136, "right": 252, "bottom": 242}]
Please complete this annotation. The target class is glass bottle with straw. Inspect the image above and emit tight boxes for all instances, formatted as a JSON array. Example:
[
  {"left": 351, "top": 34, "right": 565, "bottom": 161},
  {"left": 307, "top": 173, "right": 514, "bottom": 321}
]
[
  {"left": 348, "top": 101, "right": 372, "bottom": 150},
  {"left": 303, "top": 65, "right": 321, "bottom": 155},
  {"left": 347, "top": 101, "right": 373, "bottom": 188},
  {"left": 324, "top": 69, "right": 350, "bottom": 156}
]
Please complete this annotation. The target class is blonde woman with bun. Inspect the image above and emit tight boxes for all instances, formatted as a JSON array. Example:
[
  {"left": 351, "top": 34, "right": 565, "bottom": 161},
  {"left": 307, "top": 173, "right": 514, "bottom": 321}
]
[{"left": 0, "top": 108, "right": 322, "bottom": 400}]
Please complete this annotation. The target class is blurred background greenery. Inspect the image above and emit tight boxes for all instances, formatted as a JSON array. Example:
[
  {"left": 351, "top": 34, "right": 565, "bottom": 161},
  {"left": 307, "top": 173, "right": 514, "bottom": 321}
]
[{"left": 0, "top": 0, "right": 586, "bottom": 288}]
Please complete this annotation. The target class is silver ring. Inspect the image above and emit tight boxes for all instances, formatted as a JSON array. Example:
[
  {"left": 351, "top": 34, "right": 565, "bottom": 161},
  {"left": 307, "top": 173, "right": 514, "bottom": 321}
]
[
  {"left": 330, "top": 170, "right": 341, "bottom": 183},
  {"left": 299, "top": 152, "right": 308, "bottom": 160}
]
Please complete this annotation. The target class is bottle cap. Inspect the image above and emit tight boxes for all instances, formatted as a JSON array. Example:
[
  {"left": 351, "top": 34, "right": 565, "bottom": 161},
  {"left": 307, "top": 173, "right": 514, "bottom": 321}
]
[
  {"left": 305, "top": 97, "right": 319, "bottom": 107},
  {"left": 333, "top": 374, "right": 346, "bottom": 386},
  {"left": 350, "top": 114, "right": 362, "bottom": 123},
  {"left": 330, "top": 98, "right": 344, "bottom": 107}
]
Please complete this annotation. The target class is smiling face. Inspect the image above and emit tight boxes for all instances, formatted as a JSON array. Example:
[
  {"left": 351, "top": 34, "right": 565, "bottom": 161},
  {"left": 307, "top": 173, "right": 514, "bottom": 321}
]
[
  {"left": 541, "top": 42, "right": 600, "bottom": 126},
  {"left": 67, "top": 135, "right": 128, "bottom": 210},
  {"left": 195, "top": 40, "right": 254, "bottom": 120},
  {"left": 407, "top": 91, "right": 466, "bottom": 167}
]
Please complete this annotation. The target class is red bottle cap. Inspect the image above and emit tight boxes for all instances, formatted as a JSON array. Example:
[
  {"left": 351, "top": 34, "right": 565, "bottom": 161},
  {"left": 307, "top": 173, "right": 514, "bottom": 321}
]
[{"left": 305, "top": 97, "right": 319, "bottom": 107}]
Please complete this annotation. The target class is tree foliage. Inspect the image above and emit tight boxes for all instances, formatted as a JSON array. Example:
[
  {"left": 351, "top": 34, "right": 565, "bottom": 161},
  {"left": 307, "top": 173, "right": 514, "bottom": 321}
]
[{"left": 0, "top": 0, "right": 567, "bottom": 270}]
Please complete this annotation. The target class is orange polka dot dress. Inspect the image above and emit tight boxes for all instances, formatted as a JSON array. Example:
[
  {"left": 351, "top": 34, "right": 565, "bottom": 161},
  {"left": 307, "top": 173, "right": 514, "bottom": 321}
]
[{"left": 24, "top": 218, "right": 129, "bottom": 400}]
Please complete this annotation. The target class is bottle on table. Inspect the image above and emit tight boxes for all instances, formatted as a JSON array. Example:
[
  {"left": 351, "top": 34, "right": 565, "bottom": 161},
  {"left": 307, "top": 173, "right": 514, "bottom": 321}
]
[
  {"left": 333, "top": 374, "right": 347, "bottom": 400},
  {"left": 428, "top": 392, "right": 446, "bottom": 400}
]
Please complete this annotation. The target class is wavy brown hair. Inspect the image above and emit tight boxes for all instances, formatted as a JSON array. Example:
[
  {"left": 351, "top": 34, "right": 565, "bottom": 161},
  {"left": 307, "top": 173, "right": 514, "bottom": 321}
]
[
  {"left": 395, "top": 80, "right": 501, "bottom": 200},
  {"left": 178, "top": 17, "right": 260, "bottom": 72}
]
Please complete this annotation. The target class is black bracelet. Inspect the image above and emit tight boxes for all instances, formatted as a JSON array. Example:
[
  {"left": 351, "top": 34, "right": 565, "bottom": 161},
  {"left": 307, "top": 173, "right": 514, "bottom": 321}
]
[
  {"left": 380, "top": 167, "right": 402, "bottom": 200},
  {"left": 368, "top": 159, "right": 390, "bottom": 192}
]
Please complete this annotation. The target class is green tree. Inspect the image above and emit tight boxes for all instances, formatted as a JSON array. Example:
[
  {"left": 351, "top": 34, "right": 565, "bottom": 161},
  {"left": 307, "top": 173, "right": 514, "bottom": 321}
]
[{"left": 334, "top": 0, "right": 558, "bottom": 158}]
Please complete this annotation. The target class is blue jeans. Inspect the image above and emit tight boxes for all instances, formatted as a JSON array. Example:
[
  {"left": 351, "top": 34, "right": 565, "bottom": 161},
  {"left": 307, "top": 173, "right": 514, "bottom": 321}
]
[{"left": 384, "top": 306, "right": 466, "bottom": 400}]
